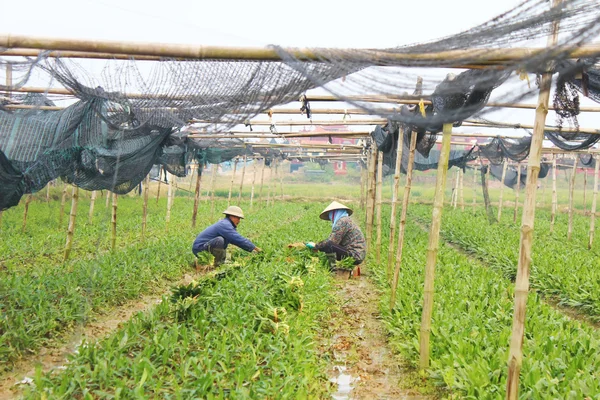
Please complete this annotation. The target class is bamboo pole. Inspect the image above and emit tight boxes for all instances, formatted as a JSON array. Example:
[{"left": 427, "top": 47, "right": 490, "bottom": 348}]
[
  {"left": 238, "top": 155, "right": 247, "bottom": 205},
  {"left": 210, "top": 164, "right": 218, "bottom": 218},
  {"left": 228, "top": 157, "right": 238, "bottom": 207},
  {"left": 142, "top": 174, "right": 150, "bottom": 240},
  {"left": 166, "top": 171, "right": 173, "bottom": 231},
  {"left": 498, "top": 161, "right": 508, "bottom": 222},
  {"left": 63, "top": 186, "right": 79, "bottom": 261},
  {"left": 452, "top": 169, "right": 459, "bottom": 209},
  {"left": 387, "top": 128, "right": 404, "bottom": 278},
  {"left": 420, "top": 123, "right": 453, "bottom": 369},
  {"left": 258, "top": 158, "right": 266, "bottom": 205},
  {"left": 192, "top": 164, "right": 203, "bottom": 228},
  {"left": 472, "top": 166, "right": 477, "bottom": 213},
  {"left": 46, "top": 182, "right": 51, "bottom": 202},
  {"left": 105, "top": 190, "right": 110, "bottom": 207},
  {"left": 111, "top": 193, "right": 118, "bottom": 251},
  {"left": 375, "top": 151, "right": 384, "bottom": 265},
  {"left": 481, "top": 166, "right": 495, "bottom": 224},
  {"left": 360, "top": 165, "right": 366, "bottom": 210},
  {"left": 459, "top": 169, "right": 465, "bottom": 211},
  {"left": 390, "top": 130, "right": 418, "bottom": 309},
  {"left": 279, "top": 160, "right": 284, "bottom": 201},
  {"left": 206, "top": 164, "right": 216, "bottom": 203},
  {"left": 88, "top": 190, "right": 97, "bottom": 224},
  {"left": 506, "top": 2, "right": 560, "bottom": 396},
  {"left": 59, "top": 183, "right": 68, "bottom": 228},
  {"left": 513, "top": 163, "right": 522, "bottom": 223},
  {"left": 583, "top": 167, "right": 588, "bottom": 214},
  {"left": 250, "top": 159, "right": 258, "bottom": 208},
  {"left": 588, "top": 156, "right": 599, "bottom": 249},
  {"left": 567, "top": 159, "right": 577, "bottom": 241},
  {"left": 21, "top": 194, "right": 33, "bottom": 233},
  {"left": 156, "top": 167, "right": 163, "bottom": 205},
  {"left": 550, "top": 157, "right": 558, "bottom": 232},
  {"left": 188, "top": 165, "right": 196, "bottom": 191},
  {"left": 365, "top": 148, "right": 377, "bottom": 253}
]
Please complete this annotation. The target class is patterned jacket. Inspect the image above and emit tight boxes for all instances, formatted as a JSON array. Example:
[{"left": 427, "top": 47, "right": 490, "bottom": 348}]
[{"left": 316, "top": 216, "right": 366, "bottom": 262}]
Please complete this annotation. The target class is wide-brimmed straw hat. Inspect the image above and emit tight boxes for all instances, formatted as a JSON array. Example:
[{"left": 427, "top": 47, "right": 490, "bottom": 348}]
[
  {"left": 222, "top": 205, "right": 245, "bottom": 219},
  {"left": 319, "top": 201, "right": 353, "bottom": 221}
]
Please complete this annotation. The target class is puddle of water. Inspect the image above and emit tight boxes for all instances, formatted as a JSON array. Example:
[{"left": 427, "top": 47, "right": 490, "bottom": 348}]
[{"left": 330, "top": 365, "right": 360, "bottom": 400}]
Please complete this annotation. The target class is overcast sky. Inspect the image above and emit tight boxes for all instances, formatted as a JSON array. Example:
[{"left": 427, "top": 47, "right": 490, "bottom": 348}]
[{"left": 3, "top": 0, "right": 600, "bottom": 140}]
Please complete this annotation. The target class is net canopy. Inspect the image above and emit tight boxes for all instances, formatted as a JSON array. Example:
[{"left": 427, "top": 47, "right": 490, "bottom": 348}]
[{"left": 1, "top": 0, "right": 600, "bottom": 210}]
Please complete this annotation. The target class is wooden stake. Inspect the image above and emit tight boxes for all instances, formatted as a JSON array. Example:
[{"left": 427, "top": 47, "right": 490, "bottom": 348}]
[
  {"left": 390, "top": 130, "right": 417, "bottom": 309},
  {"left": 258, "top": 158, "right": 266, "bottom": 205},
  {"left": 451, "top": 170, "right": 458, "bottom": 208},
  {"left": 188, "top": 165, "right": 195, "bottom": 191},
  {"left": 111, "top": 193, "right": 118, "bottom": 251},
  {"left": 156, "top": 166, "right": 162, "bottom": 205},
  {"left": 498, "top": 161, "right": 508, "bottom": 222},
  {"left": 387, "top": 128, "right": 404, "bottom": 278},
  {"left": 166, "top": 171, "right": 173, "bottom": 231},
  {"left": 250, "top": 158, "right": 258, "bottom": 208},
  {"left": 365, "top": 147, "right": 377, "bottom": 253},
  {"left": 459, "top": 169, "right": 465, "bottom": 211},
  {"left": 142, "top": 174, "right": 150, "bottom": 240},
  {"left": 192, "top": 164, "right": 203, "bottom": 228},
  {"left": 588, "top": 156, "right": 599, "bottom": 249},
  {"left": 21, "top": 194, "right": 33, "bottom": 233},
  {"left": 63, "top": 186, "right": 79, "bottom": 261},
  {"left": 227, "top": 157, "right": 238, "bottom": 207},
  {"left": 46, "top": 182, "right": 50, "bottom": 202},
  {"left": 375, "top": 151, "right": 384, "bottom": 265},
  {"left": 59, "top": 183, "right": 68, "bottom": 228},
  {"left": 472, "top": 166, "right": 477, "bottom": 213},
  {"left": 279, "top": 160, "right": 284, "bottom": 201},
  {"left": 506, "top": 2, "right": 560, "bottom": 395},
  {"left": 567, "top": 159, "right": 576, "bottom": 241},
  {"left": 550, "top": 157, "right": 558, "bottom": 232},
  {"left": 105, "top": 189, "right": 110, "bottom": 207},
  {"left": 88, "top": 190, "right": 97, "bottom": 224},
  {"left": 583, "top": 166, "right": 588, "bottom": 214},
  {"left": 513, "top": 162, "right": 522, "bottom": 223},
  {"left": 420, "top": 123, "right": 453, "bottom": 370},
  {"left": 238, "top": 155, "right": 247, "bottom": 205}
]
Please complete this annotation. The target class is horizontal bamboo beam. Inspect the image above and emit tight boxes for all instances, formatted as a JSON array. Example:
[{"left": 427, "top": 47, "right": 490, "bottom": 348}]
[
  {"left": 463, "top": 121, "right": 600, "bottom": 134},
  {"left": 2, "top": 34, "right": 600, "bottom": 65}
]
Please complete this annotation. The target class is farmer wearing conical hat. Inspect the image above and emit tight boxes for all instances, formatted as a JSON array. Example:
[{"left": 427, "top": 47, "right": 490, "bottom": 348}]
[
  {"left": 306, "top": 201, "right": 366, "bottom": 267},
  {"left": 192, "top": 205, "right": 261, "bottom": 267}
]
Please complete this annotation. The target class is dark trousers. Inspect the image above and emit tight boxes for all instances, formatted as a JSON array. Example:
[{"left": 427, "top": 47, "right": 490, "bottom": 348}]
[
  {"left": 317, "top": 240, "right": 360, "bottom": 265},
  {"left": 194, "top": 236, "right": 225, "bottom": 257}
]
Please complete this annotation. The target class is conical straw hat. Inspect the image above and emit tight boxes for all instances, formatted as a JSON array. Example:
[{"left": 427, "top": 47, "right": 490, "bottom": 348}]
[
  {"left": 222, "top": 205, "right": 245, "bottom": 218},
  {"left": 319, "top": 201, "right": 353, "bottom": 220}
]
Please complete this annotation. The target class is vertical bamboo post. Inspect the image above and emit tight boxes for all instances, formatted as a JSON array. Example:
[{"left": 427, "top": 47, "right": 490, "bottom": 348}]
[
  {"left": 459, "top": 169, "right": 465, "bottom": 211},
  {"left": 506, "top": 3, "right": 560, "bottom": 396},
  {"left": 192, "top": 164, "right": 203, "bottom": 228},
  {"left": 105, "top": 189, "right": 110, "bottom": 207},
  {"left": 258, "top": 158, "right": 266, "bottom": 205},
  {"left": 142, "top": 174, "right": 150, "bottom": 240},
  {"left": 206, "top": 163, "right": 216, "bottom": 203},
  {"left": 387, "top": 128, "right": 404, "bottom": 278},
  {"left": 550, "top": 157, "right": 558, "bottom": 232},
  {"left": 472, "top": 166, "right": 477, "bottom": 213},
  {"left": 266, "top": 162, "right": 274, "bottom": 207},
  {"left": 567, "top": 159, "right": 577, "bottom": 241},
  {"left": 390, "top": 130, "right": 418, "bottom": 309},
  {"left": 375, "top": 151, "right": 384, "bottom": 265},
  {"left": 583, "top": 166, "right": 588, "bottom": 214},
  {"left": 588, "top": 156, "right": 599, "bottom": 249},
  {"left": 250, "top": 158, "right": 258, "bottom": 208},
  {"left": 420, "top": 123, "right": 453, "bottom": 369},
  {"left": 88, "top": 190, "right": 97, "bottom": 224},
  {"left": 360, "top": 164, "right": 366, "bottom": 210},
  {"left": 481, "top": 165, "right": 495, "bottom": 224},
  {"left": 156, "top": 166, "right": 162, "bottom": 205},
  {"left": 498, "top": 161, "right": 508, "bottom": 222},
  {"left": 59, "top": 183, "right": 68, "bottom": 228},
  {"left": 21, "top": 194, "right": 33, "bottom": 233},
  {"left": 188, "top": 165, "right": 196, "bottom": 191},
  {"left": 166, "top": 171, "right": 173, "bottom": 231},
  {"left": 238, "top": 155, "right": 247, "bottom": 205},
  {"left": 111, "top": 193, "right": 118, "bottom": 251},
  {"left": 46, "top": 182, "right": 51, "bottom": 202},
  {"left": 210, "top": 164, "right": 218, "bottom": 218},
  {"left": 513, "top": 163, "right": 522, "bottom": 223},
  {"left": 365, "top": 147, "right": 377, "bottom": 253},
  {"left": 227, "top": 157, "right": 238, "bottom": 207},
  {"left": 279, "top": 160, "right": 284, "bottom": 201},
  {"left": 451, "top": 170, "right": 458, "bottom": 208},
  {"left": 63, "top": 186, "right": 79, "bottom": 261}
]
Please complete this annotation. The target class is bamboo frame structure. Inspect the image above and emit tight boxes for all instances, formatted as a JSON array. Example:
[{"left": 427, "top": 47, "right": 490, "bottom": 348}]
[
  {"left": 250, "top": 159, "right": 258, "bottom": 208},
  {"left": 589, "top": 156, "right": 599, "bottom": 249},
  {"left": 88, "top": 190, "right": 97, "bottom": 224},
  {"left": 238, "top": 155, "right": 247, "bottom": 205},
  {"left": 227, "top": 157, "right": 238, "bottom": 207},
  {"left": 21, "top": 194, "right": 33, "bottom": 233},
  {"left": 506, "top": 3, "right": 560, "bottom": 396},
  {"left": 567, "top": 159, "right": 577, "bottom": 241},
  {"left": 390, "top": 130, "right": 418, "bottom": 310},
  {"left": 192, "top": 165, "right": 203, "bottom": 228},
  {"left": 375, "top": 151, "right": 384, "bottom": 265},
  {"left": 111, "top": 193, "right": 118, "bottom": 251},
  {"left": 498, "top": 161, "right": 508, "bottom": 221},
  {"left": 551, "top": 157, "right": 558, "bottom": 232},
  {"left": 142, "top": 174, "right": 150, "bottom": 240},
  {"left": 59, "top": 183, "right": 68, "bottom": 228},
  {"left": 513, "top": 163, "right": 522, "bottom": 223},
  {"left": 387, "top": 127, "right": 404, "bottom": 278},
  {"left": 63, "top": 186, "right": 79, "bottom": 261},
  {"left": 420, "top": 123, "right": 453, "bottom": 369}
]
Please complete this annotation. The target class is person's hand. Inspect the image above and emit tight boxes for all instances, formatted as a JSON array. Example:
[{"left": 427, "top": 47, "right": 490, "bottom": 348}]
[
  {"left": 253, "top": 247, "right": 262, "bottom": 253},
  {"left": 305, "top": 242, "right": 316, "bottom": 250}
]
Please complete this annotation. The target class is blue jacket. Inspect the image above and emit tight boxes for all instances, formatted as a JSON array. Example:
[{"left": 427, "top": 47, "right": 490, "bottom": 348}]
[{"left": 192, "top": 218, "right": 256, "bottom": 254}]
